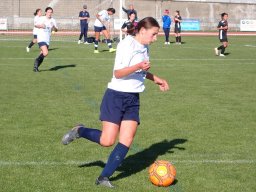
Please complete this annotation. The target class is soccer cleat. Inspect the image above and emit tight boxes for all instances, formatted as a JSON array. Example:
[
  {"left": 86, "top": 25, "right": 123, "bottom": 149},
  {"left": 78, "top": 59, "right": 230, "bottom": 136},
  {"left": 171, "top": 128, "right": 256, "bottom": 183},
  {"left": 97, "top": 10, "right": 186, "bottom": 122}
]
[
  {"left": 78, "top": 40, "right": 81, "bottom": 44},
  {"left": 214, "top": 47, "right": 219, "bottom": 56},
  {"left": 164, "top": 42, "right": 168, "bottom": 45},
  {"left": 109, "top": 48, "right": 116, "bottom": 53},
  {"left": 26, "top": 47, "right": 30, "bottom": 52},
  {"left": 219, "top": 54, "right": 225, "bottom": 57},
  {"left": 61, "top": 124, "right": 83, "bottom": 145},
  {"left": 167, "top": 42, "right": 170, "bottom": 45},
  {"left": 84, "top": 41, "right": 91, "bottom": 44},
  {"left": 94, "top": 50, "right": 99, "bottom": 54},
  {"left": 95, "top": 177, "right": 115, "bottom": 188}
]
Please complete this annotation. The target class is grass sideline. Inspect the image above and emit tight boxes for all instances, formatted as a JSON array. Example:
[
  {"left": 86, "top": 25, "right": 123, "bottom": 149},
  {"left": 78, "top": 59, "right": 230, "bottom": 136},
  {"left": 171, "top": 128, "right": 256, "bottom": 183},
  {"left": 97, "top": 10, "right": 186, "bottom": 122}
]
[{"left": 0, "top": 36, "right": 256, "bottom": 192}]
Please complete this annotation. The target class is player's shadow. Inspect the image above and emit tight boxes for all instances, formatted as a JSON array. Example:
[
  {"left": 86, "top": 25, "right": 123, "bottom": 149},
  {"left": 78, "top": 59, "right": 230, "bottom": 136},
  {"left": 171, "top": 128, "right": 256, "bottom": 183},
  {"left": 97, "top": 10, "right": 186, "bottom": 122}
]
[
  {"left": 48, "top": 48, "right": 59, "bottom": 51},
  {"left": 44, "top": 64, "right": 76, "bottom": 71},
  {"left": 79, "top": 138, "right": 187, "bottom": 181},
  {"left": 224, "top": 52, "right": 231, "bottom": 55}
]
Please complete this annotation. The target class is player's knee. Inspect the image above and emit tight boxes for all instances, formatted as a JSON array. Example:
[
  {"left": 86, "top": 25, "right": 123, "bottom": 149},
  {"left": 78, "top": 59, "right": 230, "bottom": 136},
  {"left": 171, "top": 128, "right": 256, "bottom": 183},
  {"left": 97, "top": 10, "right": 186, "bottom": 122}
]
[{"left": 100, "top": 138, "right": 115, "bottom": 147}]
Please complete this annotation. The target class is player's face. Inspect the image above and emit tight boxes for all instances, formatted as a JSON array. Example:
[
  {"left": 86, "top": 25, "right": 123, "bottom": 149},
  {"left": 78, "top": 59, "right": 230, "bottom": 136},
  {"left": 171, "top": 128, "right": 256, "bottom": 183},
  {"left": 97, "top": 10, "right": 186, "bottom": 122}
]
[
  {"left": 129, "top": 13, "right": 135, "bottom": 21},
  {"left": 223, "top": 15, "right": 228, "bottom": 20},
  {"left": 142, "top": 27, "right": 159, "bottom": 45},
  {"left": 45, "top": 9, "right": 53, "bottom": 18},
  {"left": 38, "top": 10, "right": 42, "bottom": 16}
]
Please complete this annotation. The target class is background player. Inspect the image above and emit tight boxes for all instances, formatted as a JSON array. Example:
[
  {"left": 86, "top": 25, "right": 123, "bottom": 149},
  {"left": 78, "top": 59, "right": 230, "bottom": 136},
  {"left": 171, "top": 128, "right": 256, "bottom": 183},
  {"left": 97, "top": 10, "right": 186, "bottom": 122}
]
[
  {"left": 122, "top": 4, "right": 138, "bottom": 21},
  {"left": 33, "top": 7, "right": 57, "bottom": 72},
  {"left": 162, "top": 9, "right": 171, "bottom": 45},
  {"left": 62, "top": 17, "right": 169, "bottom": 188},
  {"left": 78, "top": 4, "right": 90, "bottom": 44},
  {"left": 26, "top": 8, "right": 42, "bottom": 52},
  {"left": 215, "top": 13, "right": 229, "bottom": 57},
  {"left": 93, "top": 8, "right": 116, "bottom": 53},
  {"left": 121, "top": 11, "right": 137, "bottom": 36},
  {"left": 174, "top": 10, "right": 182, "bottom": 44}
]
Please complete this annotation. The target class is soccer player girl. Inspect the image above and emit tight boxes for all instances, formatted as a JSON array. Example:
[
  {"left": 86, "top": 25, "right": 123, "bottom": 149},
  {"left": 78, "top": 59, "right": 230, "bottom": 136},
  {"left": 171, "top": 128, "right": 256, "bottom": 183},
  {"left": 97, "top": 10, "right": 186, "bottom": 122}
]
[
  {"left": 33, "top": 7, "right": 57, "bottom": 72},
  {"left": 174, "top": 10, "right": 182, "bottom": 44},
  {"left": 93, "top": 8, "right": 116, "bottom": 53},
  {"left": 26, "top": 8, "right": 42, "bottom": 52},
  {"left": 78, "top": 4, "right": 90, "bottom": 44},
  {"left": 162, "top": 9, "right": 171, "bottom": 45},
  {"left": 62, "top": 17, "right": 170, "bottom": 188},
  {"left": 215, "top": 13, "right": 229, "bottom": 57},
  {"left": 121, "top": 11, "right": 138, "bottom": 36}
]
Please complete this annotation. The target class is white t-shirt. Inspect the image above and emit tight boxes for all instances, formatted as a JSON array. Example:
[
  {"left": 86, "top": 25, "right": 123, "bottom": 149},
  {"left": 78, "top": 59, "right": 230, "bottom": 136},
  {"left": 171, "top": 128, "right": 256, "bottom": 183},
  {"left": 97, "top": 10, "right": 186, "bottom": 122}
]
[
  {"left": 33, "top": 15, "right": 41, "bottom": 35},
  {"left": 36, "top": 16, "right": 57, "bottom": 45},
  {"left": 108, "top": 35, "right": 149, "bottom": 93},
  {"left": 94, "top": 10, "right": 110, "bottom": 27}
]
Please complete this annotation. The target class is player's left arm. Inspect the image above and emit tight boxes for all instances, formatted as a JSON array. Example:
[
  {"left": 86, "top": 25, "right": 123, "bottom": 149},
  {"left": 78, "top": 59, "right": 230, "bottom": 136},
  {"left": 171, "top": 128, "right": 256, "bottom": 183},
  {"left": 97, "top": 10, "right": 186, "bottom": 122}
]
[{"left": 146, "top": 72, "right": 169, "bottom": 92}]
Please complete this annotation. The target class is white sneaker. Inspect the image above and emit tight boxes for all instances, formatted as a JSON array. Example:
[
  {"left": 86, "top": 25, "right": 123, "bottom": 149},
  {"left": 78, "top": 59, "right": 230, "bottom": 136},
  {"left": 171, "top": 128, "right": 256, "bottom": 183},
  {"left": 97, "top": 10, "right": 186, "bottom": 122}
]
[
  {"left": 164, "top": 42, "right": 168, "bottom": 45},
  {"left": 26, "top": 47, "right": 30, "bottom": 52},
  {"left": 214, "top": 48, "right": 219, "bottom": 56},
  {"left": 78, "top": 40, "right": 81, "bottom": 44},
  {"left": 167, "top": 42, "right": 170, "bottom": 45},
  {"left": 84, "top": 41, "right": 91, "bottom": 44},
  {"left": 219, "top": 54, "right": 225, "bottom": 57}
]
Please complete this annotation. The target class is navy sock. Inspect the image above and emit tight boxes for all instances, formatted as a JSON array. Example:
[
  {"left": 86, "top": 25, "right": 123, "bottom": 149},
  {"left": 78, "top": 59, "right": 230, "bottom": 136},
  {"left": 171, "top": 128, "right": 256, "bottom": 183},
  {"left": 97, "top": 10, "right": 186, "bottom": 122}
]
[
  {"left": 28, "top": 41, "right": 34, "bottom": 48},
  {"left": 100, "top": 142, "right": 129, "bottom": 178},
  {"left": 94, "top": 40, "right": 99, "bottom": 50},
  {"left": 175, "top": 36, "right": 178, "bottom": 43},
  {"left": 106, "top": 39, "right": 112, "bottom": 48},
  {"left": 218, "top": 45, "right": 223, "bottom": 50},
  {"left": 78, "top": 126, "right": 101, "bottom": 144},
  {"left": 221, "top": 47, "right": 226, "bottom": 54},
  {"left": 178, "top": 36, "right": 181, "bottom": 43}
]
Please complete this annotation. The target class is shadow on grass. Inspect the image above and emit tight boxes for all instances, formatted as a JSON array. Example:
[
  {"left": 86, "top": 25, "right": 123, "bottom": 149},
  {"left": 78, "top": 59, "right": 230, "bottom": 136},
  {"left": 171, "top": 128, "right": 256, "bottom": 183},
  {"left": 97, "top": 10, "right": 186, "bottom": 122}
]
[
  {"left": 79, "top": 138, "right": 187, "bottom": 181},
  {"left": 42, "top": 64, "right": 76, "bottom": 71},
  {"left": 48, "top": 47, "right": 59, "bottom": 51}
]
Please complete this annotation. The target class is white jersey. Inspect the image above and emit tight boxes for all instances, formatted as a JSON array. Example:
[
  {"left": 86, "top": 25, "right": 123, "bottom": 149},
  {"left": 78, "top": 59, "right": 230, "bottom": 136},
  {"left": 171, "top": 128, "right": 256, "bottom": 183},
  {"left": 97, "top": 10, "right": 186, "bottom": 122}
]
[
  {"left": 36, "top": 16, "right": 57, "bottom": 45},
  {"left": 94, "top": 10, "right": 110, "bottom": 27},
  {"left": 108, "top": 35, "right": 149, "bottom": 93},
  {"left": 32, "top": 15, "right": 41, "bottom": 35}
]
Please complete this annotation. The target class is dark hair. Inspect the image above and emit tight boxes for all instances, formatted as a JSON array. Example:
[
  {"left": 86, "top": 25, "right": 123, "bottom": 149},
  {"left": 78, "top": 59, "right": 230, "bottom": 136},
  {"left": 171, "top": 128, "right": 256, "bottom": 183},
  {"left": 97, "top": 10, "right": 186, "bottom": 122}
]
[
  {"left": 34, "top": 8, "right": 41, "bottom": 16},
  {"left": 128, "top": 11, "right": 136, "bottom": 16},
  {"left": 221, "top": 12, "right": 228, "bottom": 18},
  {"left": 45, "top": 7, "right": 53, "bottom": 13},
  {"left": 176, "top": 10, "right": 180, "bottom": 15},
  {"left": 107, "top": 8, "right": 115, "bottom": 14},
  {"left": 136, "top": 17, "right": 160, "bottom": 32}
]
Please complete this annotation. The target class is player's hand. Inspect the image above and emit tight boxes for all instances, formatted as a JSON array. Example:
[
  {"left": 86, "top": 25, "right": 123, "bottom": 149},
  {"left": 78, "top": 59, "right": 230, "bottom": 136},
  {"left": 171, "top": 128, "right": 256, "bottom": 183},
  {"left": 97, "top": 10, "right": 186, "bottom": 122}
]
[
  {"left": 155, "top": 78, "right": 169, "bottom": 92},
  {"left": 139, "top": 60, "right": 150, "bottom": 71}
]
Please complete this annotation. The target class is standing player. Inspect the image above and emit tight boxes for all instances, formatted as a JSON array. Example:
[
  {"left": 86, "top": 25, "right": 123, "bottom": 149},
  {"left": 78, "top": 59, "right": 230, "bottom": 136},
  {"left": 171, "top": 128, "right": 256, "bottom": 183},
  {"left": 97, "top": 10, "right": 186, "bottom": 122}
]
[
  {"left": 78, "top": 4, "right": 90, "bottom": 44},
  {"left": 121, "top": 11, "right": 137, "bottom": 36},
  {"left": 174, "top": 10, "right": 182, "bottom": 44},
  {"left": 93, "top": 8, "right": 116, "bottom": 53},
  {"left": 162, "top": 9, "right": 171, "bottom": 45},
  {"left": 62, "top": 17, "right": 169, "bottom": 188},
  {"left": 26, "top": 8, "right": 42, "bottom": 52},
  {"left": 33, "top": 7, "right": 57, "bottom": 72},
  {"left": 215, "top": 13, "right": 229, "bottom": 57},
  {"left": 122, "top": 4, "right": 138, "bottom": 21}
]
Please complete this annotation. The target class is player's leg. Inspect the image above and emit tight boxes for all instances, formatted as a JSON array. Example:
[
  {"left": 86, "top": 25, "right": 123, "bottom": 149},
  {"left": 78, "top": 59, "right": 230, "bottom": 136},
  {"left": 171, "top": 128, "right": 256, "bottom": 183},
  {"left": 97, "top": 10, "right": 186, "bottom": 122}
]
[
  {"left": 84, "top": 23, "right": 88, "bottom": 43},
  {"left": 166, "top": 28, "right": 170, "bottom": 44},
  {"left": 96, "top": 120, "right": 138, "bottom": 188},
  {"left": 33, "top": 43, "right": 48, "bottom": 72},
  {"left": 27, "top": 35, "right": 37, "bottom": 52},
  {"left": 102, "top": 29, "right": 115, "bottom": 52},
  {"left": 94, "top": 27, "right": 100, "bottom": 53},
  {"left": 78, "top": 25, "right": 84, "bottom": 44}
]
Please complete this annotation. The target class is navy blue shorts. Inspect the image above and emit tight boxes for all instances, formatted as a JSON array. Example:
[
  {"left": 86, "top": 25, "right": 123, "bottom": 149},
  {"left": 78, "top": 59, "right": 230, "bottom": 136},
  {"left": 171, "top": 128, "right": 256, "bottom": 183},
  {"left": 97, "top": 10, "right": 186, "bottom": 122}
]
[
  {"left": 38, "top": 42, "right": 49, "bottom": 48},
  {"left": 94, "top": 26, "right": 107, "bottom": 32},
  {"left": 100, "top": 89, "right": 140, "bottom": 125}
]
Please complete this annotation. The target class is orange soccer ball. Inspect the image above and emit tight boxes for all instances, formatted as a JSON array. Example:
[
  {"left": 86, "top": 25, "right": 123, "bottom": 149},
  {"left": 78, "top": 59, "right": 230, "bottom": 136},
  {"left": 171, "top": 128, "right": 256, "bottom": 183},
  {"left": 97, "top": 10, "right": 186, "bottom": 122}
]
[{"left": 149, "top": 160, "right": 176, "bottom": 187}]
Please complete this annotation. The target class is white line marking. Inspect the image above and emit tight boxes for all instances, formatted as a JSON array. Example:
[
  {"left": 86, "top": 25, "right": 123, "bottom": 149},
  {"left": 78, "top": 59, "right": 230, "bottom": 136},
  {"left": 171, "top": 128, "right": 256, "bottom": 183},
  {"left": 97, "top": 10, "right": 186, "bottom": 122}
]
[
  {"left": 244, "top": 44, "right": 256, "bottom": 48},
  {"left": 0, "top": 159, "right": 255, "bottom": 166}
]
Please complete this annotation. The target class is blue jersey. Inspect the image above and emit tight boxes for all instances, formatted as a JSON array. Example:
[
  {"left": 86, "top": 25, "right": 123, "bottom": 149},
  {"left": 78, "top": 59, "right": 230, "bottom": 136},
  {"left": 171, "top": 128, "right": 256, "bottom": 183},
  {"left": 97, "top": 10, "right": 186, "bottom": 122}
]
[
  {"left": 79, "top": 11, "right": 90, "bottom": 25},
  {"left": 162, "top": 15, "right": 171, "bottom": 29}
]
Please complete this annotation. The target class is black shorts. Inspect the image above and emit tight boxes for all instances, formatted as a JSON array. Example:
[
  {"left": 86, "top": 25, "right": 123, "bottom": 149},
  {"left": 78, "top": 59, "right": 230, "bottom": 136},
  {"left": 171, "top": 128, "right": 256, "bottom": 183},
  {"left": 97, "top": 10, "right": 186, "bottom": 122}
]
[
  {"left": 100, "top": 89, "right": 140, "bottom": 125},
  {"left": 174, "top": 27, "right": 181, "bottom": 33},
  {"left": 220, "top": 37, "right": 228, "bottom": 42}
]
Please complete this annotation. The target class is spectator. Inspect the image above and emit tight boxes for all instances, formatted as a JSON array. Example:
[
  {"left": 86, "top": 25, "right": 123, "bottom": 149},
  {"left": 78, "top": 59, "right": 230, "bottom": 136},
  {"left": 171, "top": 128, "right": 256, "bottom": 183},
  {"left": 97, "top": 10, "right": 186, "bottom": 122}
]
[{"left": 78, "top": 4, "right": 90, "bottom": 44}]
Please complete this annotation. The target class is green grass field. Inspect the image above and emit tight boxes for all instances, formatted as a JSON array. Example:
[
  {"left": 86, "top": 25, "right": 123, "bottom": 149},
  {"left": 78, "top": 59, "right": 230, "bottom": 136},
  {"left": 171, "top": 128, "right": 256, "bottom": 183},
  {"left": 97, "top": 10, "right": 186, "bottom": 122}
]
[{"left": 0, "top": 35, "right": 256, "bottom": 192}]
